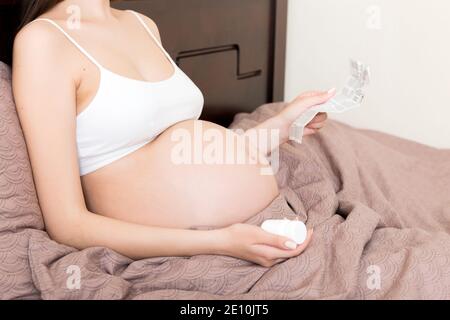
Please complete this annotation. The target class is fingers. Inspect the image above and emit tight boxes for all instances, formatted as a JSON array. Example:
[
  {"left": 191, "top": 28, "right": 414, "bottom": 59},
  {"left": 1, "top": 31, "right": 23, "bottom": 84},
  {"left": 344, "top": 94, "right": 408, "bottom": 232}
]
[
  {"left": 305, "top": 113, "right": 327, "bottom": 135},
  {"left": 297, "top": 91, "right": 323, "bottom": 98},
  {"left": 282, "top": 89, "right": 335, "bottom": 122},
  {"left": 256, "top": 228, "right": 297, "bottom": 250},
  {"left": 294, "top": 229, "right": 314, "bottom": 254},
  {"left": 252, "top": 244, "right": 300, "bottom": 260},
  {"left": 280, "top": 228, "right": 314, "bottom": 257},
  {"left": 308, "top": 112, "right": 328, "bottom": 124},
  {"left": 307, "top": 120, "right": 327, "bottom": 130},
  {"left": 243, "top": 225, "right": 315, "bottom": 267},
  {"left": 297, "top": 89, "right": 335, "bottom": 99},
  {"left": 254, "top": 228, "right": 315, "bottom": 260},
  {"left": 295, "top": 89, "right": 336, "bottom": 112}
]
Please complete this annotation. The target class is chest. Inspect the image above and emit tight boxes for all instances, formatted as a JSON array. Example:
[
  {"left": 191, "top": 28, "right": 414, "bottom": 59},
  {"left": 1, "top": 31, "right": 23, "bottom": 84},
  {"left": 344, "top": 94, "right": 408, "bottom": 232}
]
[{"left": 76, "top": 68, "right": 204, "bottom": 148}]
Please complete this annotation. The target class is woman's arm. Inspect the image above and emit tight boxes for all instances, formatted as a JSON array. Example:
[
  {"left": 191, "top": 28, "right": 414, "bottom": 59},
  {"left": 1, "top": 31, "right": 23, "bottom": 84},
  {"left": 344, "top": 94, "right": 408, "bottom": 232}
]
[
  {"left": 12, "top": 23, "right": 221, "bottom": 260},
  {"left": 244, "top": 90, "right": 335, "bottom": 157},
  {"left": 12, "top": 22, "right": 310, "bottom": 266}
]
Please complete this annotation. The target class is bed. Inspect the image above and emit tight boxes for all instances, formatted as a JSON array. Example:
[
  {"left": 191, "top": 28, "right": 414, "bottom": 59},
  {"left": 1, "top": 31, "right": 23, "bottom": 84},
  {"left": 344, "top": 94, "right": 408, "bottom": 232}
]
[{"left": 0, "top": 0, "right": 449, "bottom": 300}]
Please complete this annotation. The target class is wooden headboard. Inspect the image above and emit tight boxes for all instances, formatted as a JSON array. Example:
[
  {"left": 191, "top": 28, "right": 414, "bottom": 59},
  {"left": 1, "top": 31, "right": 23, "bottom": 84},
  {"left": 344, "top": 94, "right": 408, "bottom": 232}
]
[{"left": 0, "top": 0, "right": 287, "bottom": 126}]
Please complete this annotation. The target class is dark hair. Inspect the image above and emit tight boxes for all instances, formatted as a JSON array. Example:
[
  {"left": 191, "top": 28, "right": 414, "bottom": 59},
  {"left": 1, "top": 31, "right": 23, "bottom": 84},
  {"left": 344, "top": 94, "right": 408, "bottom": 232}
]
[
  {"left": 18, "top": 0, "right": 63, "bottom": 30},
  {"left": 0, "top": 1, "right": 62, "bottom": 65}
]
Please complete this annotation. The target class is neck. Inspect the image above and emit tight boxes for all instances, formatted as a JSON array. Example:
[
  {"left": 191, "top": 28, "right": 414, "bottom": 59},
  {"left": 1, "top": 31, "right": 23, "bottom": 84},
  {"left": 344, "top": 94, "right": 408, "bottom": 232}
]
[{"left": 59, "top": 0, "right": 113, "bottom": 21}]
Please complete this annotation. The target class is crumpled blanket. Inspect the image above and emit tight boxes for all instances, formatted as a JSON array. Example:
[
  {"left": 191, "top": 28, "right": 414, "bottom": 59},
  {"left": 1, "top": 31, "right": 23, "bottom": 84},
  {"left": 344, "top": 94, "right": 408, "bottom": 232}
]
[{"left": 3, "top": 102, "right": 450, "bottom": 299}]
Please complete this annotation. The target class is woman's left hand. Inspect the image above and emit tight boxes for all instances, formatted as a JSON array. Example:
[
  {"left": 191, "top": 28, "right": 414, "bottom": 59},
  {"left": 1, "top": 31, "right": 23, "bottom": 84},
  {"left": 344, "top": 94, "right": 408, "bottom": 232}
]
[
  {"left": 278, "top": 89, "right": 336, "bottom": 139},
  {"left": 303, "top": 112, "right": 328, "bottom": 136},
  {"left": 244, "top": 89, "right": 335, "bottom": 157}
]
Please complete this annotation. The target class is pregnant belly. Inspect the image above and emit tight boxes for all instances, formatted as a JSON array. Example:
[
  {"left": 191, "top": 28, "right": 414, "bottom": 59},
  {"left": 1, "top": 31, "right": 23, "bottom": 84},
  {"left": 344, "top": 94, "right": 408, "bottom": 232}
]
[{"left": 81, "top": 120, "right": 280, "bottom": 229}]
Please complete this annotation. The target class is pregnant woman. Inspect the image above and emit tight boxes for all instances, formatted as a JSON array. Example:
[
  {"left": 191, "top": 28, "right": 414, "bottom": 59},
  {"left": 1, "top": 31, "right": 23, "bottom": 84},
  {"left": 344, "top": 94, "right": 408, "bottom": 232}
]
[{"left": 12, "top": 0, "right": 334, "bottom": 267}]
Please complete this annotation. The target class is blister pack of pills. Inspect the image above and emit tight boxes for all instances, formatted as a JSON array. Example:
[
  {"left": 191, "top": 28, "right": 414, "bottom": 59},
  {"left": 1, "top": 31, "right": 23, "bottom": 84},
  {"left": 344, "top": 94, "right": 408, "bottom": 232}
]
[{"left": 289, "top": 59, "right": 371, "bottom": 144}]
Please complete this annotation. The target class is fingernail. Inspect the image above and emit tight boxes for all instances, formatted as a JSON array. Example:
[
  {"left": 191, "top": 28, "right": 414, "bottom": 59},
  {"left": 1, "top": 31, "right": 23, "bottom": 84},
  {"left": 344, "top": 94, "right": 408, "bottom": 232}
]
[
  {"left": 327, "top": 88, "right": 336, "bottom": 94},
  {"left": 285, "top": 240, "right": 297, "bottom": 250}
]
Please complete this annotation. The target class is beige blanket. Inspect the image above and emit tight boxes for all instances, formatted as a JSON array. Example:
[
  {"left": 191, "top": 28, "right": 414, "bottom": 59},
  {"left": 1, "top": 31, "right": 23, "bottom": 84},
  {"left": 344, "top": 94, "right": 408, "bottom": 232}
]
[{"left": 3, "top": 101, "right": 450, "bottom": 299}]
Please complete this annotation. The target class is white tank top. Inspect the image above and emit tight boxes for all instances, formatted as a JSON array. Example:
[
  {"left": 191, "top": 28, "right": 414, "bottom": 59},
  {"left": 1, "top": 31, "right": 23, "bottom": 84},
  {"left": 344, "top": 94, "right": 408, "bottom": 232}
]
[{"left": 34, "top": 10, "right": 204, "bottom": 176}]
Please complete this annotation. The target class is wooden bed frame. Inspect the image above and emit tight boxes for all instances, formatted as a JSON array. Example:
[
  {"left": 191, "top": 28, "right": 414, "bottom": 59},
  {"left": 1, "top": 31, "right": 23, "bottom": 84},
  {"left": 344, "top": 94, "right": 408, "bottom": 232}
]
[{"left": 0, "top": 0, "right": 287, "bottom": 126}]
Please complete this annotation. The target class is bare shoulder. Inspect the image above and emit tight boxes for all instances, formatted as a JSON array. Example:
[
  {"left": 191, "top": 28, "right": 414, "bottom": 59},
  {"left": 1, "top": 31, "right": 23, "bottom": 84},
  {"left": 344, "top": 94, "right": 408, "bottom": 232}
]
[
  {"left": 124, "top": 10, "right": 162, "bottom": 42},
  {"left": 128, "top": 10, "right": 159, "bottom": 30},
  {"left": 14, "top": 20, "right": 59, "bottom": 52},
  {"left": 13, "top": 19, "right": 73, "bottom": 68},
  {"left": 12, "top": 20, "right": 75, "bottom": 91}
]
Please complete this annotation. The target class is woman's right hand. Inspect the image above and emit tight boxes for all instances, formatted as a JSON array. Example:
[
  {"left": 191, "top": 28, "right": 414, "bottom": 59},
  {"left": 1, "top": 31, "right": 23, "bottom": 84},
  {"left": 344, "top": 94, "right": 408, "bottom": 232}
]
[{"left": 215, "top": 223, "right": 313, "bottom": 267}]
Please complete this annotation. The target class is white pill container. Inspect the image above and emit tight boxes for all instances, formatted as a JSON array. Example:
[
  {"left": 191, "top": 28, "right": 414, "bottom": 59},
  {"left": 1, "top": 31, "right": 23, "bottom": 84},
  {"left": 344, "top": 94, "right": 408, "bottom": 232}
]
[{"left": 261, "top": 219, "right": 307, "bottom": 244}]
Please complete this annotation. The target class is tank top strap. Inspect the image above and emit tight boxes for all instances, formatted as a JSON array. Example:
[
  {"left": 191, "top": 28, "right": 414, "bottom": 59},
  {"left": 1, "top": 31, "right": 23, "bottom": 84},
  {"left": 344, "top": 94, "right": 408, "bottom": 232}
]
[
  {"left": 127, "top": 10, "right": 177, "bottom": 68},
  {"left": 33, "top": 18, "right": 103, "bottom": 70}
]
